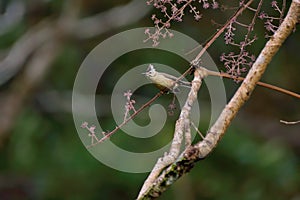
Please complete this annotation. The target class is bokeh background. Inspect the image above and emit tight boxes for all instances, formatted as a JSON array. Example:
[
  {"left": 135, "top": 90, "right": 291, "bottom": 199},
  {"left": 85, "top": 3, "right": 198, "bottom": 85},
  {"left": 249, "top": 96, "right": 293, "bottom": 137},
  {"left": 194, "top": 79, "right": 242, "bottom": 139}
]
[{"left": 0, "top": 0, "right": 299, "bottom": 199}]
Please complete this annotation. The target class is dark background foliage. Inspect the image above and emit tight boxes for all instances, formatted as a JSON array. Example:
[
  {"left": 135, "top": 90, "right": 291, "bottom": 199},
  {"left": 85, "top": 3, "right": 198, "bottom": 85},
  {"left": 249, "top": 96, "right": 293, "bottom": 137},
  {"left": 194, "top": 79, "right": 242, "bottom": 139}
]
[{"left": 0, "top": 0, "right": 299, "bottom": 199}]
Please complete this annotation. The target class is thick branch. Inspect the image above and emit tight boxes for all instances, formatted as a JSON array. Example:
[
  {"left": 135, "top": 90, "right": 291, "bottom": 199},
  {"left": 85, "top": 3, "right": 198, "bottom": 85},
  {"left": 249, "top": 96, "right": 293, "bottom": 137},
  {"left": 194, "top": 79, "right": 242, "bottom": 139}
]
[
  {"left": 199, "top": 0, "right": 300, "bottom": 150},
  {"left": 137, "top": 66, "right": 208, "bottom": 199},
  {"left": 138, "top": 0, "right": 300, "bottom": 198}
]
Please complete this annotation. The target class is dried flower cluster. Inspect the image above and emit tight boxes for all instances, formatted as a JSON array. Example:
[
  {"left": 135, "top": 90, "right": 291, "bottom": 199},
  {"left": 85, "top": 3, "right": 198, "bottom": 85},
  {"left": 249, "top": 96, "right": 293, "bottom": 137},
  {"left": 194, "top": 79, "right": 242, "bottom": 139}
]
[
  {"left": 167, "top": 95, "right": 177, "bottom": 116},
  {"left": 81, "top": 122, "right": 103, "bottom": 146},
  {"left": 81, "top": 0, "right": 290, "bottom": 149},
  {"left": 145, "top": 0, "right": 219, "bottom": 46},
  {"left": 221, "top": 0, "right": 286, "bottom": 77},
  {"left": 219, "top": 0, "right": 262, "bottom": 78},
  {"left": 146, "top": 0, "right": 287, "bottom": 78},
  {"left": 123, "top": 90, "right": 137, "bottom": 121},
  {"left": 259, "top": 0, "right": 286, "bottom": 37},
  {"left": 81, "top": 90, "right": 137, "bottom": 147}
]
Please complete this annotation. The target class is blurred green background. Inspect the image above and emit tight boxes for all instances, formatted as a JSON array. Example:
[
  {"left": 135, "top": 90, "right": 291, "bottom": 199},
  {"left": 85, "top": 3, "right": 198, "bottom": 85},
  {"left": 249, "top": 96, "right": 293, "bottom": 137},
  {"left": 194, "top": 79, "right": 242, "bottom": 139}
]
[{"left": 0, "top": 0, "right": 299, "bottom": 199}]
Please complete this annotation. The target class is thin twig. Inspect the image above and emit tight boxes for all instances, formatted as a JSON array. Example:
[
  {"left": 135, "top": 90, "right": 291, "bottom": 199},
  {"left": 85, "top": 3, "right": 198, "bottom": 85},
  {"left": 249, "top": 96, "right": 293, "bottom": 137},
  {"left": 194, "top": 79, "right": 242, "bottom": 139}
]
[
  {"left": 176, "top": 0, "right": 254, "bottom": 83},
  {"left": 205, "top": 69, "right": 300, "bottom": 99},
  {"left": 192, "top": 0, "right": 254, "bottom": 64},
  {"left": 144, "top": 0, "right": 193, "bottom": 44},
  {"left": 280, "top": 120, "right": 300, "bottom": 125},
  {"left": 87, "top": 91, "right": 164, "bottom": 148},
  {"left": 191, "top": 121, "right": 205, "bottom": 140}
]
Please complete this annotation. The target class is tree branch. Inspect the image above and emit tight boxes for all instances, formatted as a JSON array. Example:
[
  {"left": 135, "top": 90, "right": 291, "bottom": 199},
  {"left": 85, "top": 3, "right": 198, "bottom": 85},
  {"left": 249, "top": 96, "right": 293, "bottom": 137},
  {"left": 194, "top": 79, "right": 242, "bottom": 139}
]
[
  {"left": 205, "top": 69, "right": 300, "bottom": 99},
  {"left": 137, "top": 0, "right": 300, "bottom": 199}
]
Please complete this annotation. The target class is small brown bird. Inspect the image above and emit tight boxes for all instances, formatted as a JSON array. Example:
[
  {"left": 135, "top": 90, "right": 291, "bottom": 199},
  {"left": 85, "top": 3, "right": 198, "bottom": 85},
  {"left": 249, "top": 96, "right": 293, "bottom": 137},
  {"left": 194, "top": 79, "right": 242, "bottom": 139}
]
[{"left": 143, "top": 64, "right": 191, "bottom": 93}]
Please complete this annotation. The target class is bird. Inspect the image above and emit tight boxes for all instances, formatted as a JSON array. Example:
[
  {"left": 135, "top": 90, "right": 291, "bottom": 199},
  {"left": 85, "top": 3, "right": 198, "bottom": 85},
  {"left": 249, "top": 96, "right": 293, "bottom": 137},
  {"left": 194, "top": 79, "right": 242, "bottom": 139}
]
[{"left": 142, "top": 64, "right": 191, "bottom": 93}]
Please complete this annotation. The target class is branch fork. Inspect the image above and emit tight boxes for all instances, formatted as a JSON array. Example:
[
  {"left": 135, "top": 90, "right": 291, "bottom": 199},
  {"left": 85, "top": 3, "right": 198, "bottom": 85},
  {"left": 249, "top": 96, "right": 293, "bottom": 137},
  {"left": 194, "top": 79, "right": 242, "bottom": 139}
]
[
  {"left": 137, "top": 0, "right": 300, "bottom": 198},
  {"left": 137, "top": 67, "right": 209, "bottom": 199}
]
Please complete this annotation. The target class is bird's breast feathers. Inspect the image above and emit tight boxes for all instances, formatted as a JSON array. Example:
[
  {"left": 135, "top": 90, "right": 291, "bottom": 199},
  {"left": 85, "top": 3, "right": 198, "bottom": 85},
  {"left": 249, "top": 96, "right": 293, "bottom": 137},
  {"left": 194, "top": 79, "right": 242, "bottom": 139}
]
[{"left": 149, "top": 74, "right": 175, "bottom": 89}]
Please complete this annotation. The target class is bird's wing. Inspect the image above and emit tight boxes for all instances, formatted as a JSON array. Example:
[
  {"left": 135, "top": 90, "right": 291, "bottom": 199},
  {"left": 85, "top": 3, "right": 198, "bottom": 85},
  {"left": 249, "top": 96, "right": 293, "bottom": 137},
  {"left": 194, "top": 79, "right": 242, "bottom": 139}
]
[
  {"left": 159, "top": 72, "right": 191, "bottom": 87},
  {"left": 159, "top": 72, "right": 178, "bottom": 81}
]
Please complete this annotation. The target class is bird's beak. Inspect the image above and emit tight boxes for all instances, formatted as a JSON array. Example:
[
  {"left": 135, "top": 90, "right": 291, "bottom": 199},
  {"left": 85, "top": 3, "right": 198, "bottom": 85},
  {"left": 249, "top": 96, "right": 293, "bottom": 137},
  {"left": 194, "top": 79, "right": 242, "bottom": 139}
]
[{"left": 141, "top": 72, "right": 146, "bottom": 75}]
